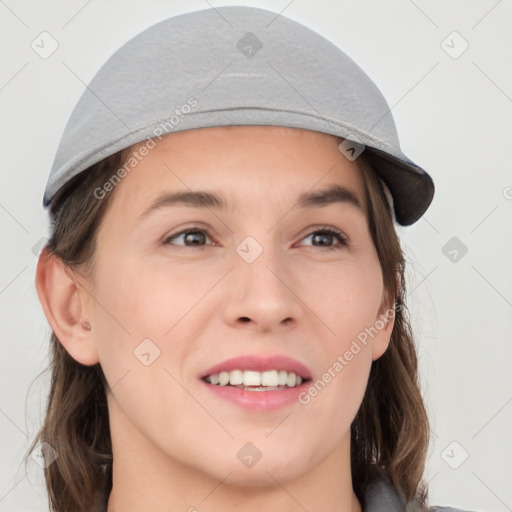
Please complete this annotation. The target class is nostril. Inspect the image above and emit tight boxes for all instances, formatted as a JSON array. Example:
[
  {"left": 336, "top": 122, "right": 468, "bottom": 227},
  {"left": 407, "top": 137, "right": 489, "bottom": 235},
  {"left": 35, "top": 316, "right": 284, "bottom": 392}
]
[{"left": 239, "top": 317, "right": 251, "bottom": 323}]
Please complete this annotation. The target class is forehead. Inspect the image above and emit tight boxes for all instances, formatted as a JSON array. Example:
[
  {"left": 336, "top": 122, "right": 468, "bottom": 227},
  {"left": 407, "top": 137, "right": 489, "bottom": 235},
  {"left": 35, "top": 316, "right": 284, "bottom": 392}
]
[{"left": 106, "top": 126, "right": 368, "bottom": 220}]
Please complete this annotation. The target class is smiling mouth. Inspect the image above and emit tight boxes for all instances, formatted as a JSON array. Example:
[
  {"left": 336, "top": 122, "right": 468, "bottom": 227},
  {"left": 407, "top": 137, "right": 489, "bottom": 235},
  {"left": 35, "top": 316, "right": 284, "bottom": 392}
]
[{"left": 202, "top": 369, "right": 310, "bottom": 391}]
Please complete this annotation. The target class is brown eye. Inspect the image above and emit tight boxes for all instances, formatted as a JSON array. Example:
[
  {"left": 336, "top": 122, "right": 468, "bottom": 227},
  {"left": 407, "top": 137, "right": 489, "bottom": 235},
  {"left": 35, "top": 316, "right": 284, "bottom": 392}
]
[
  {"left": 164, "top": 228, "right": 211, "bottom": 247},
  {"left": 299, "top": 228, "right": 347, "bottom": 251}
]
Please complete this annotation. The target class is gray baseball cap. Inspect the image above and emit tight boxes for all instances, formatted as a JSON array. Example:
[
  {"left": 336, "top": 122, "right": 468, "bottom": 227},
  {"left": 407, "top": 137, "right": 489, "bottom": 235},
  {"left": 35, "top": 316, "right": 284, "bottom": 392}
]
[{"left": 43, "top": 5, "right": 434, "bottom": 225}]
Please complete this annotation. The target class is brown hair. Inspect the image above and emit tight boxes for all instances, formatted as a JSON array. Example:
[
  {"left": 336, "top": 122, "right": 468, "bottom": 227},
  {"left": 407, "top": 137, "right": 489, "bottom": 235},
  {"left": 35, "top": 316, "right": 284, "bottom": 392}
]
[
  {"left": 351, "top": 156, "right": 431, "bottom": 509},
  {"left": 25, "top": 141, "right": 432, "bottom": 511}
]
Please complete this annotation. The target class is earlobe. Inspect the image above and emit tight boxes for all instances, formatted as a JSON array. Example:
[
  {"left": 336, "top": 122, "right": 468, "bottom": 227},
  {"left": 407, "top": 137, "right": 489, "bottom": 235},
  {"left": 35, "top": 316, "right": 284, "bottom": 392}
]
[
  {"left": 35, "top": 247, "right": 99, "bottom": 366},
  {"left": 371, "top": 296, "right": 396, "bottom": 362}
]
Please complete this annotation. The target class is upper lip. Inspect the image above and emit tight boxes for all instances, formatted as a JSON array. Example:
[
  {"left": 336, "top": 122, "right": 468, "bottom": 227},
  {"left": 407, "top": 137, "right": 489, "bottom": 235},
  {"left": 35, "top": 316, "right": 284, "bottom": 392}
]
[{"left": 200, "top": 354, "right": 312, "bottom": 380}]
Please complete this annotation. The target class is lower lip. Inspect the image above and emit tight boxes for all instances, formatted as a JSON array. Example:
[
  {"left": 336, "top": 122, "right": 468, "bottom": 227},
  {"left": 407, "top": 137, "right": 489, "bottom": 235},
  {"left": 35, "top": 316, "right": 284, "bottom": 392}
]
[{"left": 200, "top": 380, "right": 309, "bottom": 411}]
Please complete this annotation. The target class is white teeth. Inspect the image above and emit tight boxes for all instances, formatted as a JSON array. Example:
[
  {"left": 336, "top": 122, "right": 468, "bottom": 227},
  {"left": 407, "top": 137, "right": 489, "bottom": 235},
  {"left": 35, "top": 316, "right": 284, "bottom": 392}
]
[
  {"left": 218, "top": 371, "right": 230, "bottom": 386},
  {"left": 261, "top": 370, "right": 278, "bottom": 386},
  {"left": 243, "top": 371, "right": 261, "bottom": 386},
  {"left": 205, "top": 369, "right": 306, "bottom": 388},
  {"left": 230, "top": 369, "right": 243, "bottom": 385},
  {"left": 278, "top": 370, "right": 288, "bottom": 385}
]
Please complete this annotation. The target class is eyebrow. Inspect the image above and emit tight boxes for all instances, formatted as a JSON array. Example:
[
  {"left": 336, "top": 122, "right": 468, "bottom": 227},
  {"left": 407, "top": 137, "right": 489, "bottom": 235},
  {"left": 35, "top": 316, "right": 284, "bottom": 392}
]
[{"left": 137, "top": 184, "right": 364, "bottom": 222}]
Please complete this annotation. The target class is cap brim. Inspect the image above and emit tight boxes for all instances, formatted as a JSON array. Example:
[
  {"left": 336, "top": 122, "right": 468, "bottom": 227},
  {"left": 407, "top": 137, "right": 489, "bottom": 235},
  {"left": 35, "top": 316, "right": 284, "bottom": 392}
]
[{"left": 364, "top": 148, "right": 434, "bottom": 226}]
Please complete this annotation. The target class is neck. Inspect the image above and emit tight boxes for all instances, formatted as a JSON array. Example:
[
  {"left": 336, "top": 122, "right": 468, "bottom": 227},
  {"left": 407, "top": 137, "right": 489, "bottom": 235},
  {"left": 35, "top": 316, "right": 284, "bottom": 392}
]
[{"left": 106, "top": 398, "right": 362, "bottom": 512}]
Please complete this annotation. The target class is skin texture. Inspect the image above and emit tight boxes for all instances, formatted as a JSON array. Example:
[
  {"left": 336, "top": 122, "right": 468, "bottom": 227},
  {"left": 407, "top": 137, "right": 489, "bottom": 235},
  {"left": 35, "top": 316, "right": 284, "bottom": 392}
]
[{"left": 36, "top": 126, "right": 395, "bottom": 512}]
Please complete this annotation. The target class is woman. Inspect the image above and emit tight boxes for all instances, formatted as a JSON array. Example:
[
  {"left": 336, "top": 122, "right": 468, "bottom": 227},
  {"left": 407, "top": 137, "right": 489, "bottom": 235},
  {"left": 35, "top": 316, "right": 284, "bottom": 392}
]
[{"left": 26, "top": 6, "right": 473, "bottom": 512}]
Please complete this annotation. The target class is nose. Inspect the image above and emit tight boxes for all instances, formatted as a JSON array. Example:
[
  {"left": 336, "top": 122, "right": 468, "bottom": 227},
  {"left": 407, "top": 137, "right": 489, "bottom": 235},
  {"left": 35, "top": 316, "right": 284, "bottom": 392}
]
[{"left": 223, "top": 243, "right": 303, "bottom": 333}]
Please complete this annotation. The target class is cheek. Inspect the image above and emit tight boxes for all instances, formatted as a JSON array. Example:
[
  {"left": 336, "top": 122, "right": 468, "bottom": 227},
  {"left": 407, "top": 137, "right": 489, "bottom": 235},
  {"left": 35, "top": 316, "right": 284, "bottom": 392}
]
[
  {"left": 294, "top": 253, "right": 382, "bottom": 418},
  {"left": 91, "top": 253, "right": 206, "bottom": 342},
  {"left": 89, "top": 258, "right": 210, "bottom": 459},
  {"left": 300, "top": 252, "right": 384, "bottom": 338},
  {"left": 89, "top": 254, "right": 212, "bottom": 399}
]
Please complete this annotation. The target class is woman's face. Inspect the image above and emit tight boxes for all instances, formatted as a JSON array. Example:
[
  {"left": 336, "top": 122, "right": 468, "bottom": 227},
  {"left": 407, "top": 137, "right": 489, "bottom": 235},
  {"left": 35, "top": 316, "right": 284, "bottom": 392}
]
[{"left": 80, "top": 126, "right": 394, "bottom": 485}]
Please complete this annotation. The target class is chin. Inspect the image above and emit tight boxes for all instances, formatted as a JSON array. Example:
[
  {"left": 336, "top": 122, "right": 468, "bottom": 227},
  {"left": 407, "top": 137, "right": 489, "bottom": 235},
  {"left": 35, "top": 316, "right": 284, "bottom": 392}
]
[{"left": 206, "top": 446, "right": 313, "bottom": 486}]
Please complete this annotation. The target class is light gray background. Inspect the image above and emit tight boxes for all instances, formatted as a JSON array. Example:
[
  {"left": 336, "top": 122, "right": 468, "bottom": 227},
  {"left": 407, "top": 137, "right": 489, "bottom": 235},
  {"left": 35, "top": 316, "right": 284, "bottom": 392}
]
[{"left": 1, "top": 1, "right": 511, "bottom": 511}]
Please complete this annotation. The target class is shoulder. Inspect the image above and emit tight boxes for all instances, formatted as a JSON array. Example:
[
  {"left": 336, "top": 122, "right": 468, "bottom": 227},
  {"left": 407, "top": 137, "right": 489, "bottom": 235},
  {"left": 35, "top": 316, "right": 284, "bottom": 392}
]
[{"left": 363, "top": 469, "right": 478, "bottom": 512}]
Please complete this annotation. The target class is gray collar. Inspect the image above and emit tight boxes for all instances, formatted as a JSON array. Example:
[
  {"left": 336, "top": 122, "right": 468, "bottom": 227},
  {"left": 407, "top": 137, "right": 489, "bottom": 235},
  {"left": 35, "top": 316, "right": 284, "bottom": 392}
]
[{"left": 363, "top": 475, "right": 422, "bottom": 512}]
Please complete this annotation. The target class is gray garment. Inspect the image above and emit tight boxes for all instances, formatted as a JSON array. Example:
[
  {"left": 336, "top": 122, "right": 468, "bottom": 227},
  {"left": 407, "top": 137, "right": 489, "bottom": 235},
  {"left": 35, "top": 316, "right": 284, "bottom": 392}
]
[
  {"left": 88, "top": 473, "right": 475, "bottom": 512},
  {"left": 364, "top": 475, "right": 474, "bottom": 512}
]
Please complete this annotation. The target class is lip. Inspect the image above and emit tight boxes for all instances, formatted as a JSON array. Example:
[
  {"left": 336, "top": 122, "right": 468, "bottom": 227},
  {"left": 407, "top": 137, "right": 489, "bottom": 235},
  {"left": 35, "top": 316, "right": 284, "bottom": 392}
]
[
  {"left": 198, "top": 354, "right": 312, "bottom": 412},
  {"left": 200, "top": 379, "right": 310, "bottom": 411},
  {"left": 199, "top": 354, "right": 312, "bottom": 380}
]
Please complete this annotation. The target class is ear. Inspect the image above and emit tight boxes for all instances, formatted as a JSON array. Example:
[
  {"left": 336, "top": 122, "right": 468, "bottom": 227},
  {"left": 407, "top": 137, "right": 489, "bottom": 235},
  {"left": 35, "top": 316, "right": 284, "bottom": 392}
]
[
  {"left": 370, "top": 291, "right": 397, "bottom": 362},
  {"left": 35, "top": 247, "right": 99, "bottom": 366}
]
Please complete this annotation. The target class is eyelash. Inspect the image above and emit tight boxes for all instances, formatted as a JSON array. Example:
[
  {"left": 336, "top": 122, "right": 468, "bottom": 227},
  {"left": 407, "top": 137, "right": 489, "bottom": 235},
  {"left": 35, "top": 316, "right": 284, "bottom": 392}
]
[{"left": 163, "top": 226, "right": 348, "bottom": 251}]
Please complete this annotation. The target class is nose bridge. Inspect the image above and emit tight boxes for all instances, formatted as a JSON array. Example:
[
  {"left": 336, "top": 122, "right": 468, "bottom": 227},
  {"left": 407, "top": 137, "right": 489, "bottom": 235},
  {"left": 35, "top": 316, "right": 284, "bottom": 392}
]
[
  {"left": 237, "top": 234, "right": 287, "bottom": 295},
  {"left": 228, "top": 233, "right": 301, "bottom": 328}
]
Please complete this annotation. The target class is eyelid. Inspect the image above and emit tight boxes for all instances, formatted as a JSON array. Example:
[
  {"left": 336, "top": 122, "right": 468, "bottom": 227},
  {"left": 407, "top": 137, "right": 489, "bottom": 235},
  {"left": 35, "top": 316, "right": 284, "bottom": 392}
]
[
  {"left": 162, "top": 222, "right": 217, "bottom": 242},
  {"left": 296, "top": 224, "right": 348, "bottom": 241}
]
